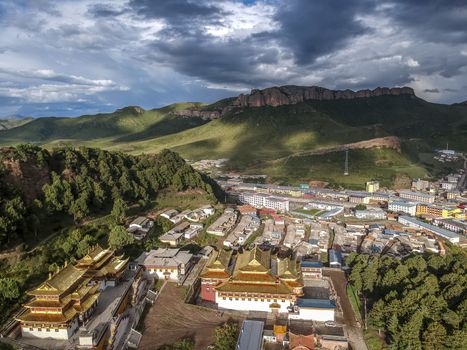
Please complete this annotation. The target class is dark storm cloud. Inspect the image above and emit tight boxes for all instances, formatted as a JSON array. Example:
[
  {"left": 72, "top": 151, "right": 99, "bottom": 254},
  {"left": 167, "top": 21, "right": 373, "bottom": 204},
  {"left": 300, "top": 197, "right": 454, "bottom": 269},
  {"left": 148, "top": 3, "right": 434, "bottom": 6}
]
[
  {"left": 87, "top": 4, "right": 126, "bottom": 18},
  {"left": 148, "top": 34, "right": 281, "bottom": 86},
  {"left": 383, "top": 0, "right": 467, "bottom": 44},
  {"left": 272, "top": 0, "right": 374, "bottom": 64},
  {"left": 132, "top": 0, "right": 377, "bottom": 86},
  {"left": 129, "top": 0, "right": 225, "bottom": 26}
]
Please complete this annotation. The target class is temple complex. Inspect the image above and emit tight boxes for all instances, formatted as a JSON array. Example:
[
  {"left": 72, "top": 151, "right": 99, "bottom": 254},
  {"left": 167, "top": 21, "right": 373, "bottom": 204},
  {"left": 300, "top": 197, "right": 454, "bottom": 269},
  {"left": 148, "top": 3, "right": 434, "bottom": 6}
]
[
  {"left": 201, "top": 247, "right": 304, "bottom": 313},
  {"left": 16, "top": 245, "right": 128, "bottom": 340}
]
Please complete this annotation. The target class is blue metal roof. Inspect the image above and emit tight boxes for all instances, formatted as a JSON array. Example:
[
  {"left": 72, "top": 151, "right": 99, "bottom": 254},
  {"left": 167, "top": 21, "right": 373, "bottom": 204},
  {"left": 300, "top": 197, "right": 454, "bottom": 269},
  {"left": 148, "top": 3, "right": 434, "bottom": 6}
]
[
  {"left": 329, "top": 249, "right": 343, "bottom": 264},
  {"left": 236, "top": 320, "right": 264, "bottom": 350},
  {"left": 297, "top": 298, "right": 336, "bottom": 309},
  {"left": 300, "top": 261, "right": 323, "bottom": 268}
]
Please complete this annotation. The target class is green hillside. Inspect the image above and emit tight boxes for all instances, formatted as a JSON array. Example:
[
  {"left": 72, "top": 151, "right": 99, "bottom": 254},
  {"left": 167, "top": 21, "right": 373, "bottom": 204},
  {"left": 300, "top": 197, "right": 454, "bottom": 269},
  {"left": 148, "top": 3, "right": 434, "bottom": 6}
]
[{"left": 1, "top": 94, "right": 466, "bottom": 188}]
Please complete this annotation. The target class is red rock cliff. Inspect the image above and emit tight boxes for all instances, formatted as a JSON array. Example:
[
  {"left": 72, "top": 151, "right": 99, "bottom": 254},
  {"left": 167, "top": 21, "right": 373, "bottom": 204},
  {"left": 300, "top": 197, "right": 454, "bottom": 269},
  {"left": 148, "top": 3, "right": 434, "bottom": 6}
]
[{"left": 233, "top": 85, "right": 415, "bottom": 108}]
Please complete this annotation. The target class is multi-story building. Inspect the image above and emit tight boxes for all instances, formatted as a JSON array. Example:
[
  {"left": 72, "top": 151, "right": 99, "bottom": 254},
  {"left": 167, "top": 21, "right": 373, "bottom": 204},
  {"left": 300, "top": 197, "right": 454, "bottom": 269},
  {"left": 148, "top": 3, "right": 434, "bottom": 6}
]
[
  {"left": 399, "top": 190, "right": 435, "bottom": 204},
  {"left": 398, "top": 216, "right": 461, "bottom": 244},
  {"left": 416, "top": 204, "right": 464, "bottom": 218},
  {"left": 388, "top": 200, "right": 418, "bottom": 216},
  {"left": 366, "top": 181, "right": 380, "bottom": 193},
  {"left": 355, "top": 208, "right": 386, "bottom": 220},
  {"left": 412, "top": 179, "right": 430, "bottom": 191},
  {"left": 17, "top": 246, "right": 128, "bottom": 340},
  {"left": 432, "top": 218, "right": 467, "bottom": 234},
  {"left": 239, "top": 192, "right": 289, "bottom": 212},
  {"left": 441, "top": 181, "right": 457, "bottom": 191},
  {"left": 300, "top": 261, "right": 323, "bottom": 280}
]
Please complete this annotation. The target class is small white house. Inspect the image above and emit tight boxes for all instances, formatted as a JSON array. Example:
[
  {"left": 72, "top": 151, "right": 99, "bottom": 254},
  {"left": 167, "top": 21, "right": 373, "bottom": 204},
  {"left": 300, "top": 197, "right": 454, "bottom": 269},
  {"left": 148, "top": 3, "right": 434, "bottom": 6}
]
[
  {"left": 160, "top": 209, "right": 179, "bottom": 220},
  {"left": 138, "top": 248, "right": 193, "bottom": 282},
  {"left": 128, "top": 217, "right": 154, "bottom": 240},
  {"left": 184, "top": 224, "right": 203, "bottom": 239}
]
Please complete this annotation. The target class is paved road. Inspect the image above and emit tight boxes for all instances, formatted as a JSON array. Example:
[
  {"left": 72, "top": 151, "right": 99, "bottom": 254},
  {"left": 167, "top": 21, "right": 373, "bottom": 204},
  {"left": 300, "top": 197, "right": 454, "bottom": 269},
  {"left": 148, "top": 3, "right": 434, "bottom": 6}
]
[{"left": 324, "top": 270, "right": 368, "bottom": 350}]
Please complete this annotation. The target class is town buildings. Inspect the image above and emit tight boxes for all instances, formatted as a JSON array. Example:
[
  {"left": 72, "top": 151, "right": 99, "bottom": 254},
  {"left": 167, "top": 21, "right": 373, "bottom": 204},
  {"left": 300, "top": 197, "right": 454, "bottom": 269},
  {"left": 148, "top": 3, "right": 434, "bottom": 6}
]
[
  {"left": 16, "top": 245, "right": 129, "bottom": 340},
  {"left": 206, "top": 208, "right": 237, "bottom": 236}
]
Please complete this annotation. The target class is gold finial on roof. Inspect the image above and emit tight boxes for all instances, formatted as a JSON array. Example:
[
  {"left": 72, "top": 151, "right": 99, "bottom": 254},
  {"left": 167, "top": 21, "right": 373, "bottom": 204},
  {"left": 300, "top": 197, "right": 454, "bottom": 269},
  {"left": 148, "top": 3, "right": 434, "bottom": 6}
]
[{"left": 48, "top": 272, "right": 52, "bottom": 280}]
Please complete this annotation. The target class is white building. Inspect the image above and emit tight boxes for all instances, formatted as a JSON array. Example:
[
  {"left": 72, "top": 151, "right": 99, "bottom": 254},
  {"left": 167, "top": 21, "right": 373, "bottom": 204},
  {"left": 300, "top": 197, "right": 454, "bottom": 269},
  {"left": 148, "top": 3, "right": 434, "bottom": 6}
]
[
  {"left": 239, "top": 192, "right": 289, "bottom": 212},
  {"left": 127, "top": 216, "right": 154, "bottom": 240},
  {"left": 398, "top": 216, "right": 461, "bottom": 244},
  {"left": 289, "top": 299, "right": 336, "bottom": 321},
  {"left": 388, "top": 200, "right": 418, "bottom": 216},
  {"left": 138, "top": 248, "right": 193, "bottom": 282},
  {"left": 355, "top": 208, "right": 387, "bottom": 220},
  {"left": 398, "top": 190, "right": 435, "bottom": 204}
]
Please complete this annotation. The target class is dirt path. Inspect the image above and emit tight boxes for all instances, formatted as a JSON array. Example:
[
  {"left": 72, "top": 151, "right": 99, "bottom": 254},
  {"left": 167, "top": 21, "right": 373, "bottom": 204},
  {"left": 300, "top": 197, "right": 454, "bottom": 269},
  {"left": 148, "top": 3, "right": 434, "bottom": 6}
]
[
  {"left": 277, "top": 136, "right": 401, "bottom": 163},
  {"left": 139, "top": 282, "right": 230, "bottom": 350},
  {"left": 324, "top": 269, "right": 368, "bottom": 350}
]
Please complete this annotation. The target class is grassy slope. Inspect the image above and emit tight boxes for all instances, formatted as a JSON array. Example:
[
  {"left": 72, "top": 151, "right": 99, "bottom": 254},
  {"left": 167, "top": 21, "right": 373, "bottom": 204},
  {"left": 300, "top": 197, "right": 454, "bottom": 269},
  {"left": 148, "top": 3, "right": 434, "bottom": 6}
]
[
  {"left": 1, "top": 95, "right": 465, "bottom": 188},
  {"left": 0, "top": 117, "right": 33, "bottom": 130}
]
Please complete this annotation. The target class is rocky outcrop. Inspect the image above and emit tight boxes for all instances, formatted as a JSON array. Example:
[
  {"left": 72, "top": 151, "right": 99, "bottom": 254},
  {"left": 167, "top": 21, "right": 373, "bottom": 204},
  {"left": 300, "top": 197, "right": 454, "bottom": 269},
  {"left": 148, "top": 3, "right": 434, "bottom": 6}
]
[
  {"left": 234, "top": 85, "right": 415, "bottom": 108},
  {"left": 172, "top": 85, "right": 415, "bottom": 120},
  {"left": 173, "top": 109, "right": 221, "bottom": 120},
  {"left": 1, "top": 155, "right": 50, "bottom": 204}
]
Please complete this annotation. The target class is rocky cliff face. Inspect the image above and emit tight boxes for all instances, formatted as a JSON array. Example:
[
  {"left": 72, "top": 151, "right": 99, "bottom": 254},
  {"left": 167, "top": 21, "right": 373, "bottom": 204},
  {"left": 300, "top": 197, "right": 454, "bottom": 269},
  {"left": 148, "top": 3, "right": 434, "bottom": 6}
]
[
  {"left": 173, "top": 85, "right": 416, "bottom": 119},
  {"left": 173, "top": 109, "right": 221, "bottom": 120},
  {"left": 234, "top": 85, "right": 415, "bottom": 108}
]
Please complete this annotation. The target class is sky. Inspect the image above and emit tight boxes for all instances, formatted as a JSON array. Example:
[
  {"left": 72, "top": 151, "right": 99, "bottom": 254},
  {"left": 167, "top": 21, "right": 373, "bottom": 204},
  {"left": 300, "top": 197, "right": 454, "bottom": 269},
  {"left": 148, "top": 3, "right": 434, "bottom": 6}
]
[{"left": 0, "top": 0, "right": 466, "bottom": 117}]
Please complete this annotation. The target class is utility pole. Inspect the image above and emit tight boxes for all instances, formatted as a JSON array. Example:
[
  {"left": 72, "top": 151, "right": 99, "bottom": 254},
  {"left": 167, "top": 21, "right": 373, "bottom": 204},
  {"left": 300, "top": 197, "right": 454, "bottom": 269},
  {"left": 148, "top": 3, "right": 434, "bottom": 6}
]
[{"left": 344, "top": 149, "right": 349, "bottom": 176}]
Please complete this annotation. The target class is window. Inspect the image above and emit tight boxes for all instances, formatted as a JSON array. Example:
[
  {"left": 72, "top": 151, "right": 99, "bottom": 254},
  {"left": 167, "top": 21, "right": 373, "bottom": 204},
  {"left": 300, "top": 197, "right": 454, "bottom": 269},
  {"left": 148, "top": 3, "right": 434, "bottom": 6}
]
[
  {"left": 38, "top": 328, "right": 42, "bottom": 331},
  {"left": 229, "top": 298, "right": 232, "bottom": 301},
  {"left": 223, "top": 297, "right": 226, "bottom": 300},
  {"left": 235, "top": 298, "right": 239, "bottom": 301},
  {"left": 274, "top": 299, "right": 277, "bottom": 303},
  {"left": 248, "top": 298, "right": 251, "bottom": 301},
  {"left": 46, "top": 328, "right": 50, "bottom": 332},
  {"left": 55, "top": 329, "right": 59, "bottom": 332},
  {"left": 29, "top": 328, "right": 33, "bottom": 331}
]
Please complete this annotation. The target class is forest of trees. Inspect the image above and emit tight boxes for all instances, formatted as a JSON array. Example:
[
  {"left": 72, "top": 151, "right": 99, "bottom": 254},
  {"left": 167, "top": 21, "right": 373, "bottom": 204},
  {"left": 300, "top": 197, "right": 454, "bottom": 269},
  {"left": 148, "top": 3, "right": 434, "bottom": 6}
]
[
  {"left": 347, "top": 250, "right": 467, "bottom": 349},
  {"left": 0, "top": 144, "right": 220, "bottom": 248}
]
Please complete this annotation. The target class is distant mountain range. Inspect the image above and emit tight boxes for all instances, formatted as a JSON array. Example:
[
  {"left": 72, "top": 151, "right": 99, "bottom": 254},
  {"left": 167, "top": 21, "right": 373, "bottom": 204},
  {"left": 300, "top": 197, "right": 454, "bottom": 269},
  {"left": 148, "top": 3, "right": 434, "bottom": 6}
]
[
  {"left": 0, "top": 115, "right": 33, "bottom": 131},
  {"left": 0, "top": 85, "right": 466, "bottom": 188}
]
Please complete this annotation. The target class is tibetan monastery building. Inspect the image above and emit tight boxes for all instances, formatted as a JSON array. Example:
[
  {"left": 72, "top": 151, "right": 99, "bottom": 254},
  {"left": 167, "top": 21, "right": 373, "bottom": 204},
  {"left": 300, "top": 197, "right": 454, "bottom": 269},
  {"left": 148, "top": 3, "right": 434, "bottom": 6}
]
[
  {"left": 202, "top": 247, "right": 304, "bottom": 313},
  {"left": 17, "top": 245, "right": 128, "bottom": 340}
]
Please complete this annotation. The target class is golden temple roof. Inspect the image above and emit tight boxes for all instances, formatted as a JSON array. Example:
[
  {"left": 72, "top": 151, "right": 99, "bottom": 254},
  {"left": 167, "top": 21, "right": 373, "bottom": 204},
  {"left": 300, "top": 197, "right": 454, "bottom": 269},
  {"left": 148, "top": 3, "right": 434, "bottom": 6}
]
[
  {"left": 28, "top": 265, "right": 87, "bottom": 296},
  {"left": 201, "top": 249, "right": 232, "bottom": 280},
  {"left": 234, "top": 247, "right": 271, "bottom": 274},
  {"left": 216, "top": 280, "right": 293, "bottom": 295},
  {"left": 17, "top": 306, "right": 77, "bottom": 324}
]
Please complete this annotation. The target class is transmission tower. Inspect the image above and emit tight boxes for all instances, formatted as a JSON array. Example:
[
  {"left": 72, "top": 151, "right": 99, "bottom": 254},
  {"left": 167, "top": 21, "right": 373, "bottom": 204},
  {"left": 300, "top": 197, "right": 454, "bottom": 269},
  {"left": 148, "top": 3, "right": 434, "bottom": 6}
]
[{"left": 344, "top": 149, "right": 349, "bottom": 176}]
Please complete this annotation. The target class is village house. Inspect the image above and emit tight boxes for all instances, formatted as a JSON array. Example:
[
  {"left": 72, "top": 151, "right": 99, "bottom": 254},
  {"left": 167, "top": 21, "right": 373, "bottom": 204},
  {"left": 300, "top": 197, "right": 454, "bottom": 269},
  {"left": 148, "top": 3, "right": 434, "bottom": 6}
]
[
  {"left": 137, "top": 248, "right": 193, "bottom": 282},
  {"left": 127, "top": 216, "right": 153, "bottom": 240}
]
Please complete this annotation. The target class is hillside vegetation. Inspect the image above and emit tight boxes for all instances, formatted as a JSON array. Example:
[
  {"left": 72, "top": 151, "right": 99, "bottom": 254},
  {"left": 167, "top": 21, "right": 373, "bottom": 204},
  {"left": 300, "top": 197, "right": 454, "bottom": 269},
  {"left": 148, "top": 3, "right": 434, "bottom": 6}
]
[
  {"left": 0, "top": 144, "right": 218, "bottom": 248},
  {"left": 1, "top": 94, "right": 466, "bottom": 187},
  {"left": 347, "top": 251, "right": 467, "bottom": 349}
]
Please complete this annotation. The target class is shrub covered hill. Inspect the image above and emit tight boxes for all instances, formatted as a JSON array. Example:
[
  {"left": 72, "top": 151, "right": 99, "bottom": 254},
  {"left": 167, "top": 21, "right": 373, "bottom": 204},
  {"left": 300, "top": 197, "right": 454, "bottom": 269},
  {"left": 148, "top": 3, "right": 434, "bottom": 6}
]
[
  {"left": 0, "top": 144, "right": 220, "bottom": 249},
  {"left": 1, "top": 85, "right": 466, "bottom": 187}
]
